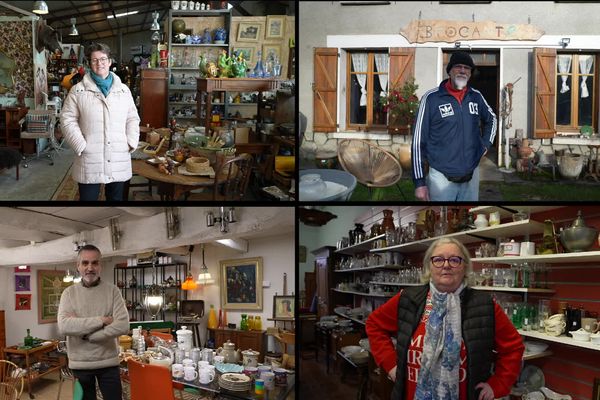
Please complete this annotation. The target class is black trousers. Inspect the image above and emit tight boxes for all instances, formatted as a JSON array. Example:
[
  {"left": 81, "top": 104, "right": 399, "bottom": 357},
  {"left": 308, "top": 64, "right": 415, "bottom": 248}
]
[
  {"left": 78, "top": 182, "right": 125, "bottom": 201},
  {"left": 71, "top": 366, "right": 122, "bottom": 400}
]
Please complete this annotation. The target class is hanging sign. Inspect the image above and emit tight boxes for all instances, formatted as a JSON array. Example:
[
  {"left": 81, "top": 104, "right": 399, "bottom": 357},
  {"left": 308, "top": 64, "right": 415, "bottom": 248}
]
[{"left": 400, "top": 20, "right": 544, "bottom": 43}]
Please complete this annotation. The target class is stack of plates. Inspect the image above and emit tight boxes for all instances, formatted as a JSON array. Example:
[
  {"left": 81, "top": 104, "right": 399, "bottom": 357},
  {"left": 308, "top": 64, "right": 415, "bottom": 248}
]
[{"left": 219, "top": 373, "right": 252, "bottom": 392}]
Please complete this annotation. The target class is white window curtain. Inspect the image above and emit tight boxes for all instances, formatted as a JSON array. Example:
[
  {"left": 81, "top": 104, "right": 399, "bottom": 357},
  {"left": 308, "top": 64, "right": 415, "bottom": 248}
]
[
  {"left": 558, "top": 55, "right": 572, "bottom": 94},
  {"left": 579, "top": 55, "right": 593, "bottom": 98},
  {"left": 374, "top": 53, "right": 389, "bottom": 100},
  {"left": 351, "top": 53, "right": 368, "bottom": 106}
]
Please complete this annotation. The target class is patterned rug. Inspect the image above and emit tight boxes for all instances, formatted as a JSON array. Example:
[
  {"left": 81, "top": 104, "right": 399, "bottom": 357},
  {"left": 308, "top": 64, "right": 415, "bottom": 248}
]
[{"left": 51, "top": 166, "right": 106, "bottom": 201}]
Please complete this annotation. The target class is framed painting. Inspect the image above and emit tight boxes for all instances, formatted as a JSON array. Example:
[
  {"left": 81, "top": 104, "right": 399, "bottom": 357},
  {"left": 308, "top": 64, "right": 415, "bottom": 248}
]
[
  {"left": 234, "top": 46, "right": 255, "bottom": 64},
  {"left": 15, "top": 294, "right": 31, "bottom": 311},
  {"left": 273, "top": 295, "right": 294, "bottom": 319},
  {"left": 220, "top": 257, "right": 263, "bottom": 310},
  {"left": 38, "top": 269, "right": 71, "bottom": 324},
  {"left": 14, "top": 265, "right": 30, "bottom": 273},
  {"left": 265, "top": 15, "right": 285, "bottom": 39},
  {"left": 15, "top": 275, "right": 30, "bottom": 292},
  {"left": 262, "top": 44, "right": 281, "bottom": 63},
  {"left": 237, "top": 22, "right": 261, "bottom": 42}
]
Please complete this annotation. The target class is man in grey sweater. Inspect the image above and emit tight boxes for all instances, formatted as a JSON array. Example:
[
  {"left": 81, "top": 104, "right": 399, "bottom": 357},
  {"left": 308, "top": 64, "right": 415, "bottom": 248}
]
[{"left": 58, "top": 244, "right": 129, "bottom": 400}]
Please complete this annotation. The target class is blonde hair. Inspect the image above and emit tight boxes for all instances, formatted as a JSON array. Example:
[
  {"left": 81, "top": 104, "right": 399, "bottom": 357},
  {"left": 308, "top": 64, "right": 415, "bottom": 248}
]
[{"left": 421, "top": 237, "right": 472, "bottom": 285}]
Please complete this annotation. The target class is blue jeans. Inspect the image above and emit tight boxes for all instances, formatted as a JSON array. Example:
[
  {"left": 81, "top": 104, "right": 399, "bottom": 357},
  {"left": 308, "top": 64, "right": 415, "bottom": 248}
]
[
  {"left": 427, "top": 166, "right": 480, "bottom": 201},
  {"left": 71, "top": 366, "right": 122, "bottom": 400},
  {"left": 78, "top": 182, "right": 125, "bottom": 201}
]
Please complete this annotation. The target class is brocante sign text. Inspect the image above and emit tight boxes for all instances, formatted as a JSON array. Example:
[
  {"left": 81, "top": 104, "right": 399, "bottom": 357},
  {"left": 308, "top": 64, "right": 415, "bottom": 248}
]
[{"left": 400, "top": 20, "right": 544, "bottom": 43}]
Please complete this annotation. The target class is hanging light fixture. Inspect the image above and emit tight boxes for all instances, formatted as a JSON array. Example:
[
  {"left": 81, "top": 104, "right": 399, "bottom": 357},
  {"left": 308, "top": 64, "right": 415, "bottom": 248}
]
[
  {"left": 69, "top": 18, "right": 79, "bottom": 36},
  {"left": 182, "top": 245, "right": 197, "bottom": 290},
  {"left": 206, "top": 207, "right": 237, "bottom": 233},
  {"left": 150, "top": 11, "right": 160, "bottom": 31},
  {"left": 63, "top": 269, "right": 74, "bottom": 283},
  {"left": 33, "top": 0, "right": 49, "bottom": 14},
  {"left": 165, "top": 207, "right": 180, "bottom": 240},
  {"left": 196, "top": 244, "right": 215, "bottom": 285},
  {"left": 73, "top": 272, "right": 82, "bottom": 283},
  {"left": 109, "top": 217, "right": 121, "bottom": 251},
  {"left": 143, "top": 255, "right": 164, "bottom": 319}
]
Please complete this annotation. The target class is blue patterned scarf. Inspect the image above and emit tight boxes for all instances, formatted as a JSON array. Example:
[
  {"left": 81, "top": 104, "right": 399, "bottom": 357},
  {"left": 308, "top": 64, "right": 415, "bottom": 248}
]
[
  {"left": 415, "top": 281, "right": 465, "bottom": 400},
  {"left": 90, "top": 71, "right": 114, "bottom": 97}
]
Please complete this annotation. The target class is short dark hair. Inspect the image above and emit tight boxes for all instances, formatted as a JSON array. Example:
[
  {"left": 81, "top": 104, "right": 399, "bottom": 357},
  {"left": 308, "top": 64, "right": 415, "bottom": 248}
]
[
  {"left": 77, "top": 244, "right": 101, "bottom": 262},
  {"left": 85, "top": 42, "right": 111, "bottom": 61}
]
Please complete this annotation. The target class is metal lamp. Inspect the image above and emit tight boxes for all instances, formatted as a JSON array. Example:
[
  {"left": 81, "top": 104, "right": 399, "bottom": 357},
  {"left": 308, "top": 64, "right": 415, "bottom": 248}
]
[
  {"left": 143, "top": 256, "right": 164, "bottom": 319},
  {"left": 196, "top": 244, "right": 215, "bottom": 285},
  {"left": 69, "top": 18, "right": 79, "bottom": 36},
  {"left": 33, "top": 0, "right": 48, "bottom": 14},
  {"left": 206, "top": 207, "right": 237, "bottom": 233}
]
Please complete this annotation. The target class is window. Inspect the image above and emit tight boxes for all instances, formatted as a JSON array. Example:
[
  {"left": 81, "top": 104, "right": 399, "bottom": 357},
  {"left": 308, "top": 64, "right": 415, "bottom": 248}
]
[
  {"left": 556, "top": 53, "right": 596, "bottom": 130},
  {"left": 346, "top": 51, "right": 388, "bottom": 130}
]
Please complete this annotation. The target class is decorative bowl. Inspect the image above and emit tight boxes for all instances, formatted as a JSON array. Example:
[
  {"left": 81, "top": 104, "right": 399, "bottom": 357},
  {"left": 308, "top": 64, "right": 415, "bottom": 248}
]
[
  {"left": 524, "top": 341, "right": 549, "bottom": 354},
  {"left": 349, "top": 350, "right": 369, "bottom": 365},
  {"left": 299, "top": 169, "right": 357, "bottom": 201},
  {"left": 340, "top": 345, "right": 362, "bottom": 356},
  {"left": 560, "top": 226, "right": 598, "bottom": 252},
  {"left": 216, "top": 363, "right": 244, "bottom": 373}
]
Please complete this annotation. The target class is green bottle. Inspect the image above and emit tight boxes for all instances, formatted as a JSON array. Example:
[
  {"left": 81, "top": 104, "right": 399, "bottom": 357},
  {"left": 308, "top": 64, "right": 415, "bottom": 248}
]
[
  {"left": 24, "top": 328, "right": 33, "bottom": 346},
  {"left": 240, "top": 314, "right": 248, "bottom": 331}
]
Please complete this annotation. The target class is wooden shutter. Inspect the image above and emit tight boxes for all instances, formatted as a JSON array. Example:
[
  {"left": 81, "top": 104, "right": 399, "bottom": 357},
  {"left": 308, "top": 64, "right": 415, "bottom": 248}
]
[
  {"left": 313, "top": 48, "right": 338, "bottom": 133},
  {"left": 389, "top": 47, "right": 415, "bottom": 89},
  {"left": 533, "top": 48, "right": 557, "bottom": 138}
]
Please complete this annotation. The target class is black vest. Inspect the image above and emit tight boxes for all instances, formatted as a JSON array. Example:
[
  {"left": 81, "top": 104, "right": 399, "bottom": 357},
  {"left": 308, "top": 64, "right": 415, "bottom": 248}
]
[{"left": 391, "top": 285, "right": 495, "bottom": 400}]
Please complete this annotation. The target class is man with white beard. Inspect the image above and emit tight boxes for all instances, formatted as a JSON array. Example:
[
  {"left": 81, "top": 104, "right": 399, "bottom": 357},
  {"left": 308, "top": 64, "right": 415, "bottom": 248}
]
[{"left": 412, "top": 51, "right": 497, "bottom": 201}]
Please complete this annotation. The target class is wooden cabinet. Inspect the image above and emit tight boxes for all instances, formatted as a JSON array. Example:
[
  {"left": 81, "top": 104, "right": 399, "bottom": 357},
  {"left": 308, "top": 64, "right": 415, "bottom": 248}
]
[
  {"left": 140, "top": 69, "right": 168, "bottom": 128},
  {"left": 311, "top": 246, "right": 336, "bottom": 319},
  {"left": 0, "top": 107, "right": 28, "bottom": 150},
  {"left": 210, "top": 328, "right": 267, "bottom": 362},
  {"left": 167, "top": 9, "right": 231, "bottom": 126}
]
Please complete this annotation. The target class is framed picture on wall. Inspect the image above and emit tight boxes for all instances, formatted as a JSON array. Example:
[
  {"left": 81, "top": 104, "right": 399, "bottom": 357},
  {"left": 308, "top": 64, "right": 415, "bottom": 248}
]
[
  {"left": 15, "top": 294, "right": 31, "bottom": 311},
  {"left": 38, "top": 269, "right": 71, "bottom": 324},
  {"left": 262, "top": 44, "right": 281, "bottom": 63},
  {"left": 272, "top": 295, "right": 294, "bottom": 319},
  {"left": 237, "top": 22, "right": 261, "bottom": 42},
  {"left": 220, "top": 257, "right": 263, "bottom": 310},
  {"left": 15, "top": 275, "right": 30, "bottom": 292},
  {"left": 233, "top": 46, "right": 256, "bottom": 64},
  {"left": 265, "top": 15, "right": 285, "bottom": 39}
]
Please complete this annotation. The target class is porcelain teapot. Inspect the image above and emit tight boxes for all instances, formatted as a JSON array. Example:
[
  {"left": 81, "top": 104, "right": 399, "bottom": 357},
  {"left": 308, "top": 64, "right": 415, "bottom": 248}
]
[
  {"left": 216, "top": 340, "right": 240, "bottom": 364},
  {"left": 241, "top": 348, "right": 260, "bottom": 367},
  {"left": 148, "top": 346, "right": 174, "bottom": 368}
]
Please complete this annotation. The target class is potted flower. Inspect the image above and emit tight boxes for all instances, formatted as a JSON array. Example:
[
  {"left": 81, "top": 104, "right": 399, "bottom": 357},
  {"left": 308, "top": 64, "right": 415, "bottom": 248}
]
[{"left": 380, "top": 77, "right": 419, "bottom": 135}]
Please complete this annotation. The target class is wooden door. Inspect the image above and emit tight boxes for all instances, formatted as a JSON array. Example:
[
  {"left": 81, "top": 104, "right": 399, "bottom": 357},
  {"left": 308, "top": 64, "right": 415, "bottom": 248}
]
[
  {"left": 313, "top": 47, "right": 338, "bottom": 132},
  {"left": 533, "top": 48, "right": 557, "bottom": 138},
  {"left": 304, "top": 271, "right": 316, "bottom": 309},
  {"left": 140, "top": 69, "right": 168, "bottom": 129}
]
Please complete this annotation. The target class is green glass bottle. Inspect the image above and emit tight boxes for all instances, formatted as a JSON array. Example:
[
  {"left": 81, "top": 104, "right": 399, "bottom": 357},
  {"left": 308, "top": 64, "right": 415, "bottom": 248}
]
[
  {"left": 24, "top": 328, "right": 33, "bottom": 346},
  {"left": 240, "top": 314, "right": 248, "bottom": 331}
]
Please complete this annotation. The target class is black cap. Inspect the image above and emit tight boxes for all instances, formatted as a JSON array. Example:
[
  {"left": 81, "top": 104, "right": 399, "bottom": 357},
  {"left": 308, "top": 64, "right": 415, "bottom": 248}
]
[{"left": 446, "top": 51, "right": 476, "bottom": 73}]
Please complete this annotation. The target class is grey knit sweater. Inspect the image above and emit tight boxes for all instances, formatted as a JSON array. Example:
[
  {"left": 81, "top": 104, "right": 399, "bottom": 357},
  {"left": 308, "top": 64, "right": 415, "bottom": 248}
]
[{"left": 57, "top": 279, "right": 129, "bottom": 370}]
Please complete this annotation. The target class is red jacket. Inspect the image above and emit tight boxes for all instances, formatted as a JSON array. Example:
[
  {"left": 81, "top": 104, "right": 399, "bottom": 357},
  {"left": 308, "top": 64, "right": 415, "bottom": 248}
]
[{"left": 366, "top": 290, "right": 524, "bottom": 399}]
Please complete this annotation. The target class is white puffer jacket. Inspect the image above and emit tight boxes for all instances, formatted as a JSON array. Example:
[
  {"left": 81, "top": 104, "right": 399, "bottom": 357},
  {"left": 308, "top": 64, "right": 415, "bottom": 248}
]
[{"left": 60, "top": 72, "right": 140, "bottom": 184}]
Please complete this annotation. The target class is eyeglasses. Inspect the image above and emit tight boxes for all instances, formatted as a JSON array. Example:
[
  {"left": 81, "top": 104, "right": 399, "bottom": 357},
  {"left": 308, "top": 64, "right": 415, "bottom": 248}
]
[
  {"left": 430, "top": 256, "right": 464, "bottom": 268},
  {"left": 90, "top": 57, "right": 109, "bottom": 65}
]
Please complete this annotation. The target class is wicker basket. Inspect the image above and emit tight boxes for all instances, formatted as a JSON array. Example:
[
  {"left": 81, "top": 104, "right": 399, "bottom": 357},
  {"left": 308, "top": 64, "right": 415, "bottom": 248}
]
[{"left": 185, "top": 157, "right": 210, "bottom": 173}]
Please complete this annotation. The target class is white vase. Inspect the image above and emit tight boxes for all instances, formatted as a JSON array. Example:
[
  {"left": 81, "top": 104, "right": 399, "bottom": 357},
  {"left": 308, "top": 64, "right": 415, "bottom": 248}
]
[{"left": 474, "top": 214, "right": 489, "bottom": 229}]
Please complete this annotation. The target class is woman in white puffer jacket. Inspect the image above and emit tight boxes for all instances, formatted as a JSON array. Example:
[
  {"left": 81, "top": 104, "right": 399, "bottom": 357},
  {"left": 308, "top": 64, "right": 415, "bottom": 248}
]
[{"left": 61, "top": 42, "right": 140, "bottom": 201}]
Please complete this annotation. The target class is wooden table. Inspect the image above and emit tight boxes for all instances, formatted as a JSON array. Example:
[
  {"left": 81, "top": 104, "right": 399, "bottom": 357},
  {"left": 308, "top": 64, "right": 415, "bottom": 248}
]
[
  {"left": 131, "top": 159, "right": 215, "bottom": 201},
  {"left": 3, "top": 341, "right": 60, "bottom": 399},
  {"left": 196, "top": 78, "right": 282, "bottom": 134}
]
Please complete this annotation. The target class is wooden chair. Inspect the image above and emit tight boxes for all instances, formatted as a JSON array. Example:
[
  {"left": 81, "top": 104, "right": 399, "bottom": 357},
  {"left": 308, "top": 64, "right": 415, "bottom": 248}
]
[
  {"left": 0, "top": 360, "right": 23, "bottom": 400},
  {"left": 186, "top": 153, "right": 253, "bottom": 200},
  {"left": 0, "top": 382, "right": 19, "bottom": 400}
]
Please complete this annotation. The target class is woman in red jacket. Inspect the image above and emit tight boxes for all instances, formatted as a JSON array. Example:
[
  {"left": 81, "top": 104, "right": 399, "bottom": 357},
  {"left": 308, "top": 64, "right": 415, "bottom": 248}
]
[{"left": 366, "top": 237, "right": 523, "bottom": 400}]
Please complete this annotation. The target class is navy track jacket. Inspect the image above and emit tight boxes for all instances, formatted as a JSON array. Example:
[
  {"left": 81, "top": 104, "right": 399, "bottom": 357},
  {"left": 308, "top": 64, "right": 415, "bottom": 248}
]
[{"left": 412, "top": 79, "right": 497, "bottom": 188}]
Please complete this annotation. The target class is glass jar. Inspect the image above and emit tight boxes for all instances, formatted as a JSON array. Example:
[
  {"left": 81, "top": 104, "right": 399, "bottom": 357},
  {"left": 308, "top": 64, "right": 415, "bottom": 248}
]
[
  {"left": 248, "top": 315, "right": 255, "bottom": 330},
  {"left": 353, "top": 223, "right": 366, "bottom": 244}
]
